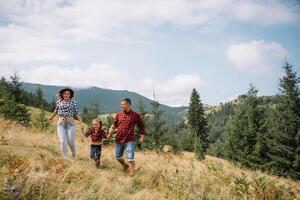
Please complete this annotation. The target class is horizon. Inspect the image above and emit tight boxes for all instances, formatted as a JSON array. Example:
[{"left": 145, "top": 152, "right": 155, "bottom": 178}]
[
  {"left": 22, "top": 81, "right": 276, "bottom": 108},
  {"left": 1, "top": 0, "right": 300, "bottom": 106}
]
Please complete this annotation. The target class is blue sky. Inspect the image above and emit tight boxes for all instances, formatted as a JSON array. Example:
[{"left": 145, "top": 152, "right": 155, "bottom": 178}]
[{"left": 0, "top": 0, "right": 300, "bottom": 106}]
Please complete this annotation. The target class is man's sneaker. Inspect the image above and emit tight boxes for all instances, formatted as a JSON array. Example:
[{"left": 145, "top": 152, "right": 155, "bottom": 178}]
[{"left": 123, "top": 164, "right": 129, "bottom": 172}]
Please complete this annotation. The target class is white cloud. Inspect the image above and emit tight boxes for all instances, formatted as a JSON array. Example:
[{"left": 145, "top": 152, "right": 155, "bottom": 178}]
[
  {"left": 231, "top": 1, "right": 299, "bottom": 25},
  {"left": 226, "top": 40, "right": 288, "bottom": 74},
  {"left": 136, "top": 74, "right": 206, "bottom": 106},
  {"left": 0, "top": 0, "right": 298, "bottom": 65},
  {"left": 18, "top": 64, "right": 126, "bottom": 89},
  {"left": 0, "top": 24, "right": 70, "bottom": 64},
  {"left": 0, "top": 64, "right": 205, "bottom": 106},
  {"left": 0, "top": 0, "right": 299, "bottom": 41}
]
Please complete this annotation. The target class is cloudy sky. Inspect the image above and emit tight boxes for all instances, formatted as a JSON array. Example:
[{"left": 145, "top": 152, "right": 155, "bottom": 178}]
[{"left": 0, "top": 0, "right": 300, "bottom": 106}]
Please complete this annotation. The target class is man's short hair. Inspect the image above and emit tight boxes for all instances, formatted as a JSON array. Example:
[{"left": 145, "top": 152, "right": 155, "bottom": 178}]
[{"left": 122, "top": 98, "right": 131, "bottom": 105}]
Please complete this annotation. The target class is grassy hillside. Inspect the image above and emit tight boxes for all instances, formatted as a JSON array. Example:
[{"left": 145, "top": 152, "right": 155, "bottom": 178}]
[
  {"left": 22, "top": 82, "right": 186, "bottom": 115},
  {"left": 0, "top": 110, "right": 299, "bottom": 199}
]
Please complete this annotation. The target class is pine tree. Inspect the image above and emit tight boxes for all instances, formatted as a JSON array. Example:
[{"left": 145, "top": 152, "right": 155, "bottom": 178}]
[
  {"left": 135, "top": 99, "right": 149, "bottom": 149},
  {"left": 9, "top": 72, "right": 25, "bottom": 103},
  {"left": 269, "top": 61, "right": 300, "bottom": 179},
  {"left": 187, "top": 88, "right": 208, "bottom": 160},
  {"left": 225, "top": 84, "right": 267, "bottom": 168},
  {"left": 0, "top": 77, "right": 10, "bottom": 100},
  {"left": 148, "top": 98, "right": 167, "bottom": 150},
  {"left": 82, "top": 102, "right": 101, "bottom": 125},
  {"left": 34, "top": 86, "right": 45, "bottom": 108}
]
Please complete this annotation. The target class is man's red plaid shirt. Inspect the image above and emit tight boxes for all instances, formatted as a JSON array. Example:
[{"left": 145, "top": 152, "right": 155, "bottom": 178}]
[{"left": 113, "top": 109, "right": 145, "bottom": 144}]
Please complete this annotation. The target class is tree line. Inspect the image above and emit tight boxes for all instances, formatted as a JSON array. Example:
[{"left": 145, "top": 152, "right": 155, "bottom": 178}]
[
  {"left": 0, "top": 73, "right": 54, "bottom": 127},
  {"left": 207, "top": 61, "right": 300, "bottom": 180}
]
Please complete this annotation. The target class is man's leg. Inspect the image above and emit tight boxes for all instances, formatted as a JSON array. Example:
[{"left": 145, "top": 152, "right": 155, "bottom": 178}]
[
  {"left": 116, "top": 143, "right": 129, "bottom": 170},
  {"left": 126, "top": 142, "right": 135, "bottom": 176},
  {"left": 128, "top": 161, "right": 135, "bottom": 176}
]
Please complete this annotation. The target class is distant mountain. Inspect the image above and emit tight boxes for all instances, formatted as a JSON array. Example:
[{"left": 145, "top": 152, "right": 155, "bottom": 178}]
[{"left": 22, "top": 82, "right": 187, "bottom": 115}]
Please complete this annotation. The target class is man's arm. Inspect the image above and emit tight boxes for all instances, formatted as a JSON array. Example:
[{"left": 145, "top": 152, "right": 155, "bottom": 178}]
[
  {"left": 108, "top": 124, "right": 116, "bottom": 138},
  {"left": 107, "top": 113, "right": 118, "bottom": 138}
]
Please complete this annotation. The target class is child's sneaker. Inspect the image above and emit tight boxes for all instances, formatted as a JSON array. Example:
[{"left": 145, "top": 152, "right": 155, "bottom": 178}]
[{"left": 95, "top": 159, "right": 100, "bottom": 168}]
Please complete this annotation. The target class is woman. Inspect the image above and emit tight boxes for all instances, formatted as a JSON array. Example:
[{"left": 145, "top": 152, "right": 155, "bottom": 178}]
[{"left": 49, "top": 88, "right": 84, "bottom": 159}]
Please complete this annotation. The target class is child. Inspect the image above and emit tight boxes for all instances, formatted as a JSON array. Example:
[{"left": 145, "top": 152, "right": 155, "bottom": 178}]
[{"left": 85, "top": 118, "right": 107, "bottom": 168}]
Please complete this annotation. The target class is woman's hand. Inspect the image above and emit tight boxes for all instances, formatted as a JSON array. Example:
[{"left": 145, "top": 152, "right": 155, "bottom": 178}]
[{"left": 80, "top": 122, "right": 85, "bottom": 132}]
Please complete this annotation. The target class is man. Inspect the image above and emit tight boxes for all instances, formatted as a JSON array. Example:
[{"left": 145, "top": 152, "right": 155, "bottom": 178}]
[{"left": 107, "top": 98, "right": 146, "bottom": 176}]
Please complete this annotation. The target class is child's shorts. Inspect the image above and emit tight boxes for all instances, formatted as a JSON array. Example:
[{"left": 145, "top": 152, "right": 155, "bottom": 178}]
[{"left": 90, "top": 144, "right": 102, "bottom": 160}]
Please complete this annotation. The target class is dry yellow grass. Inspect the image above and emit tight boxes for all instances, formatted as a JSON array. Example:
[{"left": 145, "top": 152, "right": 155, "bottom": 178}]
[{"left": 0, "top": 115, "right": 300, "bottom": 200}]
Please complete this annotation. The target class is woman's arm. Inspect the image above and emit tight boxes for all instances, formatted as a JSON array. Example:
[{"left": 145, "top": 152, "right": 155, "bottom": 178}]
[
  {"left": 48, "top": 106, "right": 57, "bottom": 120},
  {"left": 76, "top": 114, "right": 85, "bottom": 132},
  {"left": 84, "top": 128, "right": 91, "bottom": 137},
  {"left": 73, "top": 100, "right": 85, "bottom": 131}
]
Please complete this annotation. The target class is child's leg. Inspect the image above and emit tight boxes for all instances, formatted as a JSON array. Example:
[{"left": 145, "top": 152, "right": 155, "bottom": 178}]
[
  {"left": 95, "top": 145, "right": 102, "bottom": 168},
  {"left": 90, "top": 144, "right": 96, "bottom": 163}
]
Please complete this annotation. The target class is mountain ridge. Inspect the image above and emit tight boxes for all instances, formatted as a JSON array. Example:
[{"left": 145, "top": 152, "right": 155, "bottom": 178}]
[{"left": 22, "top": 82, "right": 187, "bottom": 115}]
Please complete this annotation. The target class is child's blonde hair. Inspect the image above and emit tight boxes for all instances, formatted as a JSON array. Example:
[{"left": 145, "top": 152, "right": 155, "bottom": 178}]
[{"left": 92, "top": 118, "right": 102, "bottom": 128}]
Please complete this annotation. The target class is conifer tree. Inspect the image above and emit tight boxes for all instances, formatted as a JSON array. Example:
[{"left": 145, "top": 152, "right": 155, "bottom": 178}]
[
  {"left": 187, "top": 88, "right": 208, "bottom": 160},
  {"left": 9, "top": 72, "right": 25, "bottom": 103},
  {"left": 82, "top": 102, "right": 101, "bottom": 125},
  {"left": 225, "top": 84, "right": 267, "bottom": 167},
  {"left": 135, "top": 99, "right": 149, "bottom": 149},
  {"left": 269, "top": 61, "right": 300, "bottom": 179},
  {"left": 34, "top": 86, "right": 45, "bottom": 108},
  {"left": 148, "top": 97, "right": 167, "bottom": 150}
]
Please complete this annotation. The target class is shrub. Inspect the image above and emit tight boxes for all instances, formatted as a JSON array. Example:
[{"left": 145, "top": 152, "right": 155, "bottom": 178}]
[
  {"left": 31, "top": 109, "right": 50, "bottom": 130},
  {"left": 0, "top": 99, "right": 30, "bottom": 126}
]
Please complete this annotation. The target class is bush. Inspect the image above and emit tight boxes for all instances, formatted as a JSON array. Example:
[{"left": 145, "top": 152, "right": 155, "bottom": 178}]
[
  {"left": 31, "top": 109, "right": 50, "bottom": 130},
  {"left": 0, "top": 99, "right": 30, "bottom": 126}
]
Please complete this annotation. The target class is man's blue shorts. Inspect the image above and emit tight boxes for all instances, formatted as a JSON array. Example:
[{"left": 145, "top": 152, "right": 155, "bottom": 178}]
[{"left": 115, "top": 141, "right": 135, "bottom": 161}]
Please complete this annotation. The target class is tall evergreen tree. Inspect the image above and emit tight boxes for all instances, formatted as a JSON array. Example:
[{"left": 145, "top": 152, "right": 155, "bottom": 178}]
[
  {"left": 81, "top": 102, "right": 101, "bottom": 125},
  {"left": 147, "top": 98, "right": 167, "bottom": 150},
  {"left": 269, "top": 61, "right": 300, "bottom": 179},
  {"left": 9, "top": 72, "right": 25, "bottom": 103},
  {"left": 135, "top": 99, "right": 149, "bottom": 149},
  {"left": 225, "top": 84, "right": 267, "bottom": 168},
  {"left": 34, "top": 86, "right": 45, "bottom": 108},
  {"left": 187, "top": 88, "right": 208, "bottom": 160},
  {"left": 0, "top": 77, "right": 10, "bottom": 99}
]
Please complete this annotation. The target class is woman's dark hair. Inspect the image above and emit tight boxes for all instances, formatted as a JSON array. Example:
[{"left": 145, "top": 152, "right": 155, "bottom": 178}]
[
  {"left": 58, "top": 88, "right": 74, "bottom": 100},
  {"left": 122, "top": 98, "right": 131, "bottom": 105}
]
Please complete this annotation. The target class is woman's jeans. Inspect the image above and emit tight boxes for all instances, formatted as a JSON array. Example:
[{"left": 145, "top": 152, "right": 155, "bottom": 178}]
[{"left": 57, "top": 121, "right": 76, "bottom": 158}]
